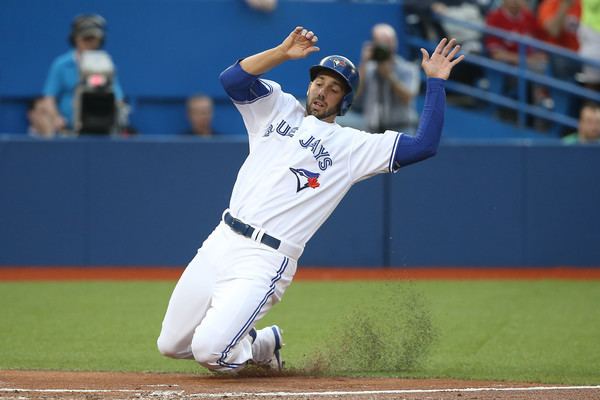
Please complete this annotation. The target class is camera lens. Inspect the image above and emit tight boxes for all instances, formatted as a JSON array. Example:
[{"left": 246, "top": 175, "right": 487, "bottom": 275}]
[{"left": 372, "top": 44, "right": 391, "bottom": 62}]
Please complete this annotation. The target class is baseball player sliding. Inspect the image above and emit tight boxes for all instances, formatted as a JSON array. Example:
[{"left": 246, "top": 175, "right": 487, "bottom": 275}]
[{"left": 157, "top": 27, "right": 463, "bottom": 373}]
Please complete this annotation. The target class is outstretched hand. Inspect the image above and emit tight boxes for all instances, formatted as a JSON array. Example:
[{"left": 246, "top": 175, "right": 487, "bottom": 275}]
[
  {"left": 420, "top": 38, "right": 464, "bottom": 80},
  {"left": 279, "top": 26, "right": 320, "bottom": 60}
]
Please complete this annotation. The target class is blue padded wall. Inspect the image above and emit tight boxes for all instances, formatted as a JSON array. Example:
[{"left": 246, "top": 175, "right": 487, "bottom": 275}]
[
  {"left": 1, "top": 137, "right": 599, "bottom": 267},
  {"left": 390, "top": 144, "right": 526, "bottom": 267},
  {"left": 525, "top": 146, "right": 600, "bottom": 265}
]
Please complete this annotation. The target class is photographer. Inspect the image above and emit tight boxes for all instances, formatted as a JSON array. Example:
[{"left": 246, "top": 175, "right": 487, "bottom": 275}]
[
  {"left": 357, "top": 23, "right": 421, "bottom": 133},
  {"left": 42, "top": 14, "right": 125, "bottom": 134}
]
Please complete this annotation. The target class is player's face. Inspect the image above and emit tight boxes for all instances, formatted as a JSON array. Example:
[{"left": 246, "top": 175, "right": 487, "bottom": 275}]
[{"left": 306, "top": 72, "right": 346, "bottom": 123}]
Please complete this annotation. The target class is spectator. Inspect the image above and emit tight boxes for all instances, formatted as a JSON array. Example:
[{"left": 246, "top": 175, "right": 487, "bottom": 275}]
[
  {"left": 562, "top": 102, "right": 600, "bottom": 143},
  {"left": 538, "top": 0, "right": 581, "bottom": 50},
  {"left": 245, "top": 0, "right": 277, "bottom": 12},
  {"left": 537, "top": 0, "right": 581, "bottom": 78},
  {"left": 577, "top": 0, "right": 600, "bottom": 90},
  {"left": 485, "top": 0, "right": 548, "bottom": 70},
  {"left": 404, "top": 0, "right": 447, "bottom": 41},
  {"left": 186, "top": 94, "right": 216, "bottom": 137},
  {"left": 42, "top": 14, "right": 125, "bottom": 133},
  {"left": 404, "top": 0, "right": 494, "bottom": 44},
  {"left": 355, "top": 23, "right": 421, "bottom": 134},
  {"left": 431, "top": 0, "right": 486, "bottom": 86},
  {"left": 486, "top": 0, "right": 554, "bottom": 128},
  {"left": 431, "top": 1, "right": 485, "bottom": 54},
  {"left": 27, "top": 97, "right": 65, "bottom": 138}
]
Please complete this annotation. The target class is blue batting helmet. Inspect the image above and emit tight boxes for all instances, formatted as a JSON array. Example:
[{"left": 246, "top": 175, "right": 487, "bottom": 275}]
[{"left": 309, "top": 55, "right": 360, "bottom": 116}]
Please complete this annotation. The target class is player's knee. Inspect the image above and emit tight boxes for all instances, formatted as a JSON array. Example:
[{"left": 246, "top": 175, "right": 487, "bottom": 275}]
[
  {"left": 156, "top": 334, "right": 184, "bottom": 359},
  {"left": 191, "top": 335, "right": 242, "bottom": 373},
  {"left": 190, "top": 336, "right": 220, "bottom": 365}
]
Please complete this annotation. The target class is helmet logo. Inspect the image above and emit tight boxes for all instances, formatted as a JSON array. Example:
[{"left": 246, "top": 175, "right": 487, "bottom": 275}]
[{"left": 332, "top": 58, "right": 346, "bottom": 68}]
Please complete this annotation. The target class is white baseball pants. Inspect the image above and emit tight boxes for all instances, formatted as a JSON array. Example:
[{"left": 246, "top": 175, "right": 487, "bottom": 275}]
[{"left": 156, "top": 221, "right": 297, "bottom": 372}]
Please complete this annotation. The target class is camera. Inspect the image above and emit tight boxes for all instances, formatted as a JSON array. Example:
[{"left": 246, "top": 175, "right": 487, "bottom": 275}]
[
  {"left": 371, "top": 44, "right": 392, "bottom": 62},
  {"left": 73, "top": 50, "right": 117, "bottom": 135}
]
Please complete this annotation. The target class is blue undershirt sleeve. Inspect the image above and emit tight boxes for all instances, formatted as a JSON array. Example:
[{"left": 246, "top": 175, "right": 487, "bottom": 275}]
[
  {"left": 393, "top": 77, "right": 446, "bottom": 169},
  {"left": 219, "top": 60, "right": 271, "bottom": 102}
]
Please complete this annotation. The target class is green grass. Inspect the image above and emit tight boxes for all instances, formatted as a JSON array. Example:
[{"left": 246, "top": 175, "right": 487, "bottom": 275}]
[{"left": 1, "top": 279, "right": 599, "bottom": 384}]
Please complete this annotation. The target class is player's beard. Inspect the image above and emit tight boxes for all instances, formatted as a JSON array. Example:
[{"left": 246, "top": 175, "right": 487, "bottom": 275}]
[{"left": 306, "top": 96, "right": 340, "bottom": 121}]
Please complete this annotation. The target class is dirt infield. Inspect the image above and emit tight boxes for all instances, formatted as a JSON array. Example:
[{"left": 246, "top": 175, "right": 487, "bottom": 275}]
[{"left": 1, "top": 370, "right": 600, "bottom": 400}]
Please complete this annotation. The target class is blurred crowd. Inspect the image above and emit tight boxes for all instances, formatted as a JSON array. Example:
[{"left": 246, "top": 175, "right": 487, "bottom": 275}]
[
  {"left": 28, "top": 0, "right": 279, "bottom": 140},
  {"left": 404, "top": 0, "right": 600, "bottom": 141},
  {"left": 26, "top": 0, "right": 600, "bottom": 144},
  {"left": 28, "top": 13, "right": 217, "bottom": 139}
]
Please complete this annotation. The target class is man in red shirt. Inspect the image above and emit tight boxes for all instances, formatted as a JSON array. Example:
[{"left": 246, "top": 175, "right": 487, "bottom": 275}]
[
  {"left": 485, "top": 0, "right": 547, "bottom": 69},
  {"left": 485, "top": 0, "right": 551, "bottom": 129}
]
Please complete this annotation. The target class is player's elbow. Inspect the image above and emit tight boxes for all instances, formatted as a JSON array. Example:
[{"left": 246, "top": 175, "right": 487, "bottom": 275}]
[
  {"left": 412, "top": 147, "right": 438, "bottom": 165},
  {"left": 219, "top": 67, "right": 233, "bottom": 91},
  {"left": 422, "top": 145, "right": 438, "bottom": 160},
  {"left": 395, "top": 135, "right": 439, "bottom": 167}
]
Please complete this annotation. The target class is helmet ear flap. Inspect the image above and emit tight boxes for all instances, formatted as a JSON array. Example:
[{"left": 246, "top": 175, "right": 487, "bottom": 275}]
[{"left": 339, "top": 96, "right": 353, "bottom": 116}]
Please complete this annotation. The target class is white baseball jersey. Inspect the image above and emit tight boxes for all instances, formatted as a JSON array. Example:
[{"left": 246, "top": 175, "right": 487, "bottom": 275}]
[{"left": 229, "top": 79, "right": 401, "bottom": 255}]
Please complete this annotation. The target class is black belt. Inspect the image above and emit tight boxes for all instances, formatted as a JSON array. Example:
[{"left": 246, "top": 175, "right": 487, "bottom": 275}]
[{"left": 223, "top": 212, "right": 281, "bottom": 250}]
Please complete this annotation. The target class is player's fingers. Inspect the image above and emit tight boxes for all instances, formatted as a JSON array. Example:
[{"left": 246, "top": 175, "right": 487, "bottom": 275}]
[
  {"left": 420, "top": 48, "right": 430, "bottom": 64},
  {"left": 305, "top": 30, "right": 314, "bottom": 40},
  {"left": 447, "top": 44, "right": 461, "bottom": 59},
  {"left": 306, "top": 46, "right": 320, "bottom": 54},
  {"left": 434, "top": 38, "right": 447, "bottom": 54},
  {"left": 311, "top": 35, "right": 318, "bottom": 44},
  {"left": 450, "top": 54, "right": 465, "bottom": 66},
  {"left": 441, "top": 38, "right": 456, "bottom": 56}
]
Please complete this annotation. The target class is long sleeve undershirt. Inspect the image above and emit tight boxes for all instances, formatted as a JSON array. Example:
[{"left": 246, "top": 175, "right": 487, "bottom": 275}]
[{"left": 393, "top": 78, "right": 445, "bottom": 169}]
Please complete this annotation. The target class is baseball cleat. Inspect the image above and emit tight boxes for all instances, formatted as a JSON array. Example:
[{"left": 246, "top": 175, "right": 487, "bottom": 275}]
[
  {"left": 269, "top": 325, "right": 284, "bottom": 371},
  {"left": 248, "top": 327, "right": 257, "bottom": 343}
]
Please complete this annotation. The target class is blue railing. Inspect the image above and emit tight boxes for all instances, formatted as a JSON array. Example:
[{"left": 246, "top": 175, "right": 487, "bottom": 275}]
[{"left": 405, "top": 12, "right": 600, "bottom": 133}]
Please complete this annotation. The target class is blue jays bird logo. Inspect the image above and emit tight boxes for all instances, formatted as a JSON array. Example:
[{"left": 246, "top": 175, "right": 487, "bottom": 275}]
[
  {"left": 332, "top": 58, "right": 346, "bottom": 68},
  {"left": 289, "top": 168, "right": 320, "bottom": 192}
]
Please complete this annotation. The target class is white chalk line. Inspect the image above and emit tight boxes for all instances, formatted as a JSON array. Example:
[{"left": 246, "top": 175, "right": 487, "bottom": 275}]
[{"left": 1, "top": 385, "right": 599, "bottom": 398}]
